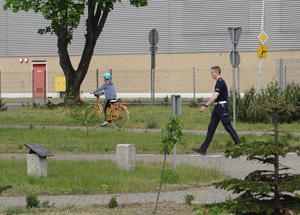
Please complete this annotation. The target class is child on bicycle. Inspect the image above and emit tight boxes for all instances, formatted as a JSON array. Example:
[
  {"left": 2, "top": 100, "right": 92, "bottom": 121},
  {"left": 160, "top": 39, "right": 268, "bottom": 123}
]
[{"left": 93, "top": 72, "right": 117, "bottom": 126}]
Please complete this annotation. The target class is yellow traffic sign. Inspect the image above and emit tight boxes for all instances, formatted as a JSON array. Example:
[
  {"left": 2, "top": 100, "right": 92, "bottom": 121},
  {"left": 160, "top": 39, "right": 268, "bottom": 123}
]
[
  {"left": 257, "top": 45, "right": 267, "bottom": 58},
  {"left": 258, "top": 31, "right": 269, "bottom": 45}
]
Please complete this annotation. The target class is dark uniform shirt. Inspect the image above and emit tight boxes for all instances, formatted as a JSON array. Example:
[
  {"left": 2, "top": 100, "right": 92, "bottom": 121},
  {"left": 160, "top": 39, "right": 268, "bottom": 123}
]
[{"left": 214, "top": 77, "right": 228, "bottom": 102}]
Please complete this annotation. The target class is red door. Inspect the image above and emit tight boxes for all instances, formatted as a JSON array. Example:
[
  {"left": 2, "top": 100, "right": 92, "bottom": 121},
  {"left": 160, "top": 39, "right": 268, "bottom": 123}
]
[{"left": 33, "top": 63, "right": 46, "bottom": 98}]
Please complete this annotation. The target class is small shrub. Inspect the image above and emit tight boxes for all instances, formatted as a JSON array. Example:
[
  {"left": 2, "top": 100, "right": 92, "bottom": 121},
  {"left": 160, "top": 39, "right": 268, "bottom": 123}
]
[
  {"left": 162, "top": 95, "right": 169, "bottom": 106},
  {"left": 32, "top": 102, "right": 40, "bottom": 108},
  {"left": 42, "top": 200, "right": 54, "bottom": 208},
  {"left": 184, "top": 194, "right": 194, "bottom": 206},
  {"left": 0, "top": 98, "right": 7, "bottom": 111},
  {"left": 131, "top": 99, "right": 141, "bottom": 106},
  {"left": 189, "top": 100, "right": 198, "bottom": 108},
  {"left": 21, "top": 102, "right": 30, "bottom": 107},
  {"left": 26, "top": 193, "right": 40, "bottom": 208},
  {"left": 197, "top": 98, "right": 204, "bottom": 104},
  {"left": 108, "top": 196, "right": 118, "bottom": 208},
  {"left": 163, "top": 169, "right": 180, "bottom": 184},
  {"left": 45, "top": 100, "right": 55, "bottom": 109}
]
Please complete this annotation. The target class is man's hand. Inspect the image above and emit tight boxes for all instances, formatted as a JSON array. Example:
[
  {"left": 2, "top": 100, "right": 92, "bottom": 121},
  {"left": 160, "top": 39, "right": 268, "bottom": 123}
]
[{"left": 199, "top": 106, "right": 206, "bottom": 112}]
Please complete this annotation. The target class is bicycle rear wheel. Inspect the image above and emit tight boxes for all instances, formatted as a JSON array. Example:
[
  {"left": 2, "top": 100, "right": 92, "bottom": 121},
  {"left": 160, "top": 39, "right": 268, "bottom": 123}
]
[
  {"left": 85, "top": 105, "right": 103, "bottom": 128},
  {"left": 110, "top": 104, "right": 129, "bottom": 129}
]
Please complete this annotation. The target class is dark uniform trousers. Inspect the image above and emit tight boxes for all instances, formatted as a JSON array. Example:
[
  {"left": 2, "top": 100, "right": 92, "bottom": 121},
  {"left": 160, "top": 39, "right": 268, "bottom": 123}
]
[{"left": 200, "top": 103, "right": 240, "bottom": 152}]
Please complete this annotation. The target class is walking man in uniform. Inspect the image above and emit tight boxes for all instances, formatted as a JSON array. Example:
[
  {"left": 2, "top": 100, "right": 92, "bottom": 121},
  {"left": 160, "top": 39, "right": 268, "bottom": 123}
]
[{"left": 192, "top": 66, "right": 240, "bottom": 155}]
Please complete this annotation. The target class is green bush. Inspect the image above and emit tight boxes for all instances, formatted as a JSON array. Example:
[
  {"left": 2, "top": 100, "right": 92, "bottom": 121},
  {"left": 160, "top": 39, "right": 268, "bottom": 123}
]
[
  {"left": 162, "top": 169, "right": 180, "bottom": 184},
  {"left": 184, "top": 194, "right": 194, "bottom": 206},
  {"left": 26, "top": 193, "right": 40, "bottom": 208},
  {"left": 0, "top": 98, "right": 7, "bottom": 111},
  {"left": 230, "top": 82, "right": 300, "bottom": 123},
  {"left": 108, "top": 197, "right": 118, "bottom": 208}
]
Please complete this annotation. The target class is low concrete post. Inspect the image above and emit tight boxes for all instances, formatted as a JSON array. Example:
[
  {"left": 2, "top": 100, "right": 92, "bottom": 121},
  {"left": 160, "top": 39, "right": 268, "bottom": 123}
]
[
  {"left": 25, "top": 143, "right": 53, "bottom": 177},
  {"left": 27, "top": 154, "right": 48, "bottom": 177},
  {"left": 116, "top": 144, "right": 136, "bottom": 171}
]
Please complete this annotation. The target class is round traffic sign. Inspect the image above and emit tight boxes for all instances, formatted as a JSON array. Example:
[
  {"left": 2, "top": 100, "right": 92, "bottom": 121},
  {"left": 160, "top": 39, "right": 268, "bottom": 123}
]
[{"left": 148, "top": 29, "right": 159, "bottom": 46}]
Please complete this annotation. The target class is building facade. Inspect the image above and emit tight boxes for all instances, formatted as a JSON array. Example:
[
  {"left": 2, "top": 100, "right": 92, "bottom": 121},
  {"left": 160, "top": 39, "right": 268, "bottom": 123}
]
[{"left": 0, "top": 0, "right": 300, "bottom": 98}]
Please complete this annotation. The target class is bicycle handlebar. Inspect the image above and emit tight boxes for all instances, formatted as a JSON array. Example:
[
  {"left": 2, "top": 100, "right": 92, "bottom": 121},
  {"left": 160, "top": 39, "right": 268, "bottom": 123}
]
[{"left": 90, "top": 92, "right": 104, "bottom": 98}]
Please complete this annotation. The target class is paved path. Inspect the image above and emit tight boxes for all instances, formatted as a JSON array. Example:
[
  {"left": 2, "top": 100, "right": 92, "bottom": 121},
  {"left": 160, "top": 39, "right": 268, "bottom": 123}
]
[{"left": 1, "top": 152, "right": 300, "bottom": 207}]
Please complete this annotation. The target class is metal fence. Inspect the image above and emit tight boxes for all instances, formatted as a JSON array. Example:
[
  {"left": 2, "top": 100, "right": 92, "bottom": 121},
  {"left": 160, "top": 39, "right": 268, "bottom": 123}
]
[{"left": 278, "top": 59, "right": 300, "bottom": 90}]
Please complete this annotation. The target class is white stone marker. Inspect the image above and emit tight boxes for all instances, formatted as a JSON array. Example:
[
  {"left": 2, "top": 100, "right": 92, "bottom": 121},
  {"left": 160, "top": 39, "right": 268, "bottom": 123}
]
[{"left": 116, "top": 144, "right": 136, "bottom": 171}]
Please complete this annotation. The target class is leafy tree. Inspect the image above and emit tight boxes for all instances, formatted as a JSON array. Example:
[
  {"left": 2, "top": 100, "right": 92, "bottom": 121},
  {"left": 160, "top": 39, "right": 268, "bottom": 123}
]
[
  {"left": 4, "top": 0, "right": 147, "bottom": 104},
  {"left": 214, "top": 86, "right": 300, "bottom": 214}
]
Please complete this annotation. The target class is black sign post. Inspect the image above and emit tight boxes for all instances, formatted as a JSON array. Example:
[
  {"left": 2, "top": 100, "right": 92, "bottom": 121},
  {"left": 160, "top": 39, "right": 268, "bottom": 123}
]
[{"left": 148, "top": 29, "right": 159, "bottom": 106}]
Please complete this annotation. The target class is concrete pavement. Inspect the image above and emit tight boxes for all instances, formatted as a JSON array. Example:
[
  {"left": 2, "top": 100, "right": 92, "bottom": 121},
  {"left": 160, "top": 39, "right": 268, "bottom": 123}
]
[{"left": 1, "top": 152, "right": 300, "bottom": 207}]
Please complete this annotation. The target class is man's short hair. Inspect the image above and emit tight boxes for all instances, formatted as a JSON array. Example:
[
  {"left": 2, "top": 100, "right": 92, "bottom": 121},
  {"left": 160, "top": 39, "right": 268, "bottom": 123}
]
[{"left": 211, "top": 66, "right": 221, "bottom": 74}]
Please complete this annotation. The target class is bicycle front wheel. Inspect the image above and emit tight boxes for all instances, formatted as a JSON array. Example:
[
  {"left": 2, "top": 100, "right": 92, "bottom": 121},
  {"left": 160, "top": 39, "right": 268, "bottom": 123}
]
[
  {"left": 85, "top": 105, "right": 103, "bottom": 128},
  {"left": 110, "top": 104, "right": 129, "bottom": 129}
]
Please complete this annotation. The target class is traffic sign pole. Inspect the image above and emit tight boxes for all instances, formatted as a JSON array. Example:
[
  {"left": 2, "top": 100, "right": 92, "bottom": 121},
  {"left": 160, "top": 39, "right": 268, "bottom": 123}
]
[
  {"left": 228, "top": 27, "right": 242, "bottom": 130},
  {"left": 148, "top": 29, "right": 159, "bottom": 105},
  {"left": 257, "top": 0, "right": 268, "bottom": 94}
]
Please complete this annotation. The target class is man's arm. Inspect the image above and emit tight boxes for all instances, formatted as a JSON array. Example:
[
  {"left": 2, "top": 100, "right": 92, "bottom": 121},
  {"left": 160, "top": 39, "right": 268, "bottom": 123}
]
[{"left": 199, "top": 92, "right": 219, "bottom": 112}]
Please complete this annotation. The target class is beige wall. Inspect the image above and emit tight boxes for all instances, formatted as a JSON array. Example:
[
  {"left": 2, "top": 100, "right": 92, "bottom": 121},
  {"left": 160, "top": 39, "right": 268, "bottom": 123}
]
[{"left": 1, "top": 50, "right": 299, "bottom": 98}]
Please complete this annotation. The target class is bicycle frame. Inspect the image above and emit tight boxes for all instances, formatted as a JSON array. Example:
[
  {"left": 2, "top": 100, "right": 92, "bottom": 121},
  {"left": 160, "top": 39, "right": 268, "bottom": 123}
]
[{"left": 90, "top": 93, "right": 129, "bottom": 129}]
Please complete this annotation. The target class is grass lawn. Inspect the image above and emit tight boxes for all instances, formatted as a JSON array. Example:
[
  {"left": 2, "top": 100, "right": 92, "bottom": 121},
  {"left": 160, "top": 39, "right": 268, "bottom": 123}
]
[{"left": 0, "top": 103, "right": 299, "bottom": 215}]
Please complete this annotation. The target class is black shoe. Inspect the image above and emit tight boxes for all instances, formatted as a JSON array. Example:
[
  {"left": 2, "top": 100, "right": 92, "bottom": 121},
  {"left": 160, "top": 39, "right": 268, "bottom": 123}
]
[{"left": 192, "top": 148, "right": 206, "bottom": 155}]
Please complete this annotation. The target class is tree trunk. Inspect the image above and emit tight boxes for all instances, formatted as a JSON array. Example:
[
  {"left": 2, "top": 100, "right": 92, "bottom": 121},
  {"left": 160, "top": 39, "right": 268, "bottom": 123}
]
[
  {"left": 56, "top": 3, "right": 110, "bottom": 105},
  {"left": 273, "top": 115, "right": 280, "bottom": 214}
]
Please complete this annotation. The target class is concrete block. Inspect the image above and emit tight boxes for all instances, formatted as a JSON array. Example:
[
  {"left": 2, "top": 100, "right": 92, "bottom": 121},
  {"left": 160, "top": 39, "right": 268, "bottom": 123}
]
[
  {"left": 27, "top": 154, "right": 48, "bottom": 177},
  {"left": 116, "top": 144, "right": 136, "bottom": 171}
]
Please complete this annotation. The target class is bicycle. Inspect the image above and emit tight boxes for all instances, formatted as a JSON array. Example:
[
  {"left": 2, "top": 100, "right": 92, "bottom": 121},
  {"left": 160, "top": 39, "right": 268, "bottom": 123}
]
[{"left": 85, "top": 92, "right": 129, "bottom": 129}]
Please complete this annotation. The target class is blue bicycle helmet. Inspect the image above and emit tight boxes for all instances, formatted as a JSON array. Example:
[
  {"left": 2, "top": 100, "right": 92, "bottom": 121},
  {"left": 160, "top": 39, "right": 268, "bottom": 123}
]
[{"left": 103, "top": 72, "right": 111, "bottom": 79}]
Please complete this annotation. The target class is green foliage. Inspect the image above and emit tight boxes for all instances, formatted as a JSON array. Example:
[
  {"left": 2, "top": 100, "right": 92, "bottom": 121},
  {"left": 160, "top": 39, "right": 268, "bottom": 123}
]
[
  {"left": 231, "top": 82, "right": 300, "bottom": 123},
  {"left": 154, "top": 115, "right": 186, "bottom": 214},
  {"left": 162, "top": 95, "right": 169, "bottom": 106},
  {"left": 162, "top": 169, "right": 180, "bottom": 184},
  {"left": 68, "top": 105, "right": 100, "bottom": 135},
  {"left": 45, "top": 100, "right": 55, "bottom": 109},
  {"left": 0, "top": 98, "right": 7, "bottom": 111},
  {"left": 184, "top": 194, "right": 194, "bottom": 206},
  {"left": 159, "top": 115, "right": 185, "bottom": 155},
  {"left": 130, "top": 99, "right": 141, "bottom": 106},
  {"left": 108, "top": 197, "right": 118, "bottom": 209},
  {"left": 214, "top": 87, "right": 300, "bottom": 214},
  {"left": 41, "top": 200, "right": 54, "bottom": 208},
  {"left": 189, "top": 98, "right": 203, "bottom": 108},
  {"left": 26, "top": 193, "right": 40, "bottom": 208}
]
